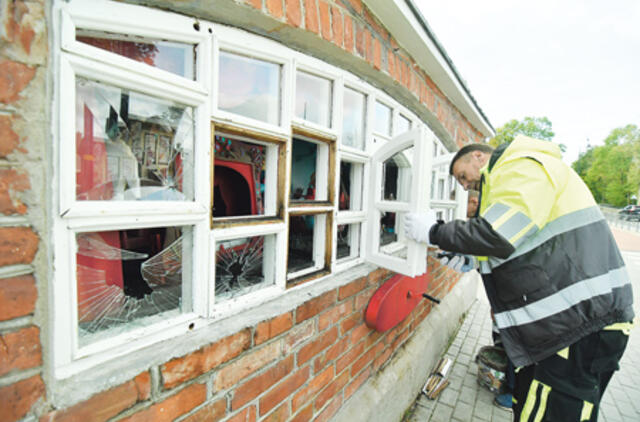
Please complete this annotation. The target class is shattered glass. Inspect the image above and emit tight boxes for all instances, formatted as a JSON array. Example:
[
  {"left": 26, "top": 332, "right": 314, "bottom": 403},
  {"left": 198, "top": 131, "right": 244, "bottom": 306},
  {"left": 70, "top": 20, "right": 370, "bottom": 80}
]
[
  {"left": 75, "top": 77, "right": 195, "bottom": 202},
  {"left": 76, "top": 227, "right": 189, "bottom": 346},
  {"left": 215, "top": 235, "right": 275, "bottom": 302},
  {"left": 213, "top": 135, "right": 266, "bottom": 217},
  {"left": 382, "top": 146, "right": 414, "bottom": 202},
  {"left": 76, "top": 32, "right": 196, "bottom": 79}
]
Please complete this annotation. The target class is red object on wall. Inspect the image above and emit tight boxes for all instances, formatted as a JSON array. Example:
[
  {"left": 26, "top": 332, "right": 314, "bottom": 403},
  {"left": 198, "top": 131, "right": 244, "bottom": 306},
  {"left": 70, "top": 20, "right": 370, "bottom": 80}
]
[{"left": 365, "top": 272, "right": 432, "bottom": 332}]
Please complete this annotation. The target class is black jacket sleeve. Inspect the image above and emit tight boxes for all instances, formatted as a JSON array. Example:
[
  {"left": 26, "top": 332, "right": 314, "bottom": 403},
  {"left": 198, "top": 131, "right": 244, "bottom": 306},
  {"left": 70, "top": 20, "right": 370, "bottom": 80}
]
[{"left": 429, "top": 217, "right": 515, "bottom": 259}]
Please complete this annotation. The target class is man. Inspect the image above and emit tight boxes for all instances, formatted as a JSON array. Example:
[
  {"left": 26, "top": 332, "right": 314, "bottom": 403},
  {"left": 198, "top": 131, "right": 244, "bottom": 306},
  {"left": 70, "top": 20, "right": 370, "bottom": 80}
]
[{"left": 405, "top": 135, "right": 633, "bottom": 421}]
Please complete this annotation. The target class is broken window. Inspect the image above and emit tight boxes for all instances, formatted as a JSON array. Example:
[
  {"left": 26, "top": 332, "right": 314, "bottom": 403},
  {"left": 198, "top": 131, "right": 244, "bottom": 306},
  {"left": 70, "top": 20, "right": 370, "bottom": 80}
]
[
  {"left": 215, "top": 234, "right": 276, "bottom": 302},
  {"left": 75, "top": 77, "right": 194, "bottom": 201},
  {"left": 213, "top": 135, "right": 267, "bottom": 217},
  {"left": 341, "top": 87, "right": 366, "bottom": 150},
  {"left": 295, "top": 71, "right": 332, "bottom": 127},
  {"left": 76, "top": 226, "right": 190, "bottom": 346},
  {"left": 76, "top": 32, "right": 196, "bottom": 79},
  {"left": 382, "top": 146, "right": 414, "bottom": 202},
  {"left": 374, "top": 101, "right": 392, "bottom": 136},
  {"left": 218, "top": 51, "right": 281, "bottom": 125}
]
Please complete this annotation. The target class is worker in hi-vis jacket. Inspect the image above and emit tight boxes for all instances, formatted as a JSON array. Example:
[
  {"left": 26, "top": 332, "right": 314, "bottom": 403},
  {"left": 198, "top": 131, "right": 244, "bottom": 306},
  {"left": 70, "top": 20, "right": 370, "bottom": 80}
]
[{"left": 405, "top": 135, "right": 634, "bottom": 421}]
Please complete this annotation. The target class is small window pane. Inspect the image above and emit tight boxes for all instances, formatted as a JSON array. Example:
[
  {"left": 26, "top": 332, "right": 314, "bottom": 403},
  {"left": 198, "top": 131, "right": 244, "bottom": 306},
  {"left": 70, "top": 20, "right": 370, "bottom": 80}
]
[
  {"left": 218, "top": 51, "right": 280, "bottom": 125},
  {"left": 288, "top": 215, "right": 324, "bottom": 274},
  {"left": 397, "top": 114, "right": 411, "bottom": 134},
  {"left": 438, "top": 178, "right": 445, "bottom": 200},
  {"left": 337, "top": 223, "right": 360, "bottom": 260},
  {"left": 77, "top": 32, "right": 195, "bottom": 79},
  {"left": 296, "top": 71, "right": 332, "bottom": 127},
  {"left": 449, "top": 175, "right": 457, "bottom": 200},
  {"left": 430, "top": 170, "right": 436, "bottom": 200},
  {"left": 75, "top": 78, "right": 194, "bottom": 201},
  {"left": 76, "top": 226, "right": 189, "bottom": 346},
  {"left": 382, "top": 146, "right": 414, "bottom": 202},
  {"left": 374, "top": 101, "right": 392, "bottom": 136},
  {"left": 342, "top": 87, "right": 366, "bottom": 150},
  {"left": 213, "top": 135, "right": 267, "bottom": 217},
  {"left": 379, "top": 212, "right": 407, "bottom": 256},
  {"left": 339, "top": 161, "right": 362, "bottom": 211},
  {"left": 215, "top": 235, "right": 275, "bottom": 302},
  {"left": 291, "top": 139, "right": 318, "bottom": 201}
]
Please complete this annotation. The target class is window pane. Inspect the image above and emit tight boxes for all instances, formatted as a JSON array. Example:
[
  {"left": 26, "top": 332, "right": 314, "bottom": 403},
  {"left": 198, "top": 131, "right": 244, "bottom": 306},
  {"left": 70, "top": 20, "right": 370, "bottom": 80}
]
[
  {"left": 382, "top": 146, "right": 414, "bottom": 202},
  {"left": 438, "top": 178, "right": 445, "bottom": 200},
  {"left": 379, "top": 212, "right": 407, "bottom": 256},
  {"left": 75, "top": 78, "right": 194, "bottom": 201},
  {"left": 288, "top": 215, "right": 323, "bottom": 274},
  {"left": 449, "top": 175, "right": 457, "bottom": 200},
  {"left": 291, "top": 139, "right": 318, "bottom": 200},
  {"left": 218, "top": 51, "right": 280, "bottom": 125},
  {"left": 215, "top": 235, "right": 275, "bottom": 302},
  {"left": 430, "top": 170, "right": 436, "bottom": 200},
  {"left": 76, "top": 226, "right": 189, "bottom": 346},
  {"left": 341, "top": 87, "right": 365, "bottom": 150},
  {"left": 77, "top": 32, "right": 195, "bottom": 79},
  {"left": 397, "top": 114, "right": 411, "bottom": 134},
  {"left": 337, "top": 223, "right": 359, "bottom": 260},
  {"left": 339, "top": 161, "right": 362, "bottom": 211},
  {"left": 296, "top": 71, "right": 331, "bottom": 127},
  {"left": 213, "top": 135, "right": 267, "bottom": 217},
  {"left": 374, "top": 101, "right": 392, "bottom": 136}
]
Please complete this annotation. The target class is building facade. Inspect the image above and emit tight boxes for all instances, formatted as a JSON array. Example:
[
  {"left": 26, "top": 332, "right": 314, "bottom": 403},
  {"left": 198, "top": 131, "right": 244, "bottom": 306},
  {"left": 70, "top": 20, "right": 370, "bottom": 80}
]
[{"left": 0, "top": 1, "right": 492, "bottom": 421}]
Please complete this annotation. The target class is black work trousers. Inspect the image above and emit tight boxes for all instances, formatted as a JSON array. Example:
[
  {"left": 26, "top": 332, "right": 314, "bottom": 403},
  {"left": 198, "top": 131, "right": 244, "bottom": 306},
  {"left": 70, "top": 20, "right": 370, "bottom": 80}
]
[{"left": 512, "top": 329, "right": 629, "bottom": 422}]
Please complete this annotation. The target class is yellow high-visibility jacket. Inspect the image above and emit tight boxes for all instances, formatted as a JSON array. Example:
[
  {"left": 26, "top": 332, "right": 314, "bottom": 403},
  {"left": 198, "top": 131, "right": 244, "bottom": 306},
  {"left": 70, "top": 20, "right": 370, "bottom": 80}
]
[{"left": 431, "top": 135, "right": 634, "bottom": 367}]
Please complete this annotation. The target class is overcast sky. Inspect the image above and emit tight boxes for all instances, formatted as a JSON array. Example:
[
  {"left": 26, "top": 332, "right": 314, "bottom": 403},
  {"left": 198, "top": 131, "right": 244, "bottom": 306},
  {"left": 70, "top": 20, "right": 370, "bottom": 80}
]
[{"left": 416, "top": 0, "right": 640, "bottom": 164}]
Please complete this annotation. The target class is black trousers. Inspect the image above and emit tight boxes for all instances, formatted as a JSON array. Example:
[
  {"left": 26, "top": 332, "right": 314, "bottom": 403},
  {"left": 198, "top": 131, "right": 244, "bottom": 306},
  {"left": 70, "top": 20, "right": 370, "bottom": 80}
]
[{"left": 513, "top": 329, "right": 629, "bottom": 421}]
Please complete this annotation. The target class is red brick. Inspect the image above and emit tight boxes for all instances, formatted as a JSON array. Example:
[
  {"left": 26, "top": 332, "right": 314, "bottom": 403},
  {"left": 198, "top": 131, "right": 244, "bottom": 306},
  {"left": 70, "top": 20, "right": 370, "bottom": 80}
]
[
  {"left": 292, "top": 365, "right": 333, "bottom": 412},
  {"left": 181, "top": 399, "right": 227, "bottom": 422},
  {"left": 285, "top": 0, "right": 302, "bottom": 27},
  {"left": 226, "top": 406, "right": 256, "bottom": 422},
  {"left": 351, "top": 342, "right": 383, "bottom": 376},
  {"left": 368, "top": 268, "right": 389, "bottom": 285},
  {"left": 266, "top": 0, "right": 283, "bottom": 18},
  {"left": 315, "top": 368, "right": 349, "bottom": 409},
  {"left": 259, "top": 366, "right": 309, "bottom": 415},
  {"left": 296, "top": 290, "right": 337, "bottom": 323},
  {"left": 262, "top": 403, "right": 289, "bottom": 422},
  {"left": 290, "top": 404, "right": 313, "bottom": 422},
  {"left": 314, "top": 335, "right": 349, "bottom": 372},
  {"left": 391, "top": 328, "right": 410, "bottom": 352},
  {"left": 363, "top": 330, "right": 384, "bottom": 350},
  {"left": 120, "top": 383, "right": 206, "bottom": 422},
  {"left": 355, "top": 287, "right": 374, "bottom": 311},
  {"left": 40, "top": 379, "right": 140, "bottom": 422},
  {"left": 0, "top": 168, "right": 30, "bottom": 215},
  {"left": 0, "top": 227, "right": 38, "bottom": 266},
  {"left": 345, "top": 366, "right": 370, "bottom": 399},
  {"left": 373, "top": 346, "right": 392, "bottom": 371},
  {"left": 231, "top": 356, "right": 293, "bottom": 410},
  {"left": 338, "top": 0, "right": 362, "bottom": 14},
  {"left": 336, "top": 340, "right": 364, "bottom": 373},
  {"left": 284, "top": 320, "right": 315, "bottom": 353},
  {"left": 0, "top": 60, "right": 35, "bottom": 104},
  {"left": 355, "top": 23, "right": 365, "bottom": 57},
  {"left": 318, "top": 298, "right": 353, "bottom": 331},
  {"left": 162, "top": 329, "right": 250, "bottom": 388},
  {"left": 303, "top": 0, "right": 319, "bottom": 34},
  {"left": 339, "top": 312, "right": 360, "bottom": 335},
  {"left": 2, "top": 376, "right": 40, "bottom": 422},
  {"left": 318, "top": 1, "right": 331, "bottom": 41},
  {"left": 363, "top": 8, "right": 387, "bottom": 41},
  {"left": 0, "top": 115, "right": 25, "bottom": 157},
  {"left": 373, "top": 38, "right": 381, "bottom": 70},
  {"left": 134, "top": 372, "right": 151, "bottom": 401},
  {"left": 214, "top": 342, "right": 281, "bottom": 391},
  {"left": 331, "top": 6, "right": 343, "bottom": 47},
  {"left": 314, "top": 395, "right": 342, "bottom": 422},
  {"left": 2, "top": 0, "right": 37, "bottom": 54},
  {"left": 387, "top": 49, "right": 396, "bottom": 79},
  {"left": 337, "top": 277, "right": 366, "bottom": 300},
  {"left": 350, "top": 322, "right": 369, "bottom": 344},
  {"left": 0, "top": 326, "right": 41, "bottom": 376},
  {"left": 343, "top": 14, "right": 353, "bottom": 52},
  {"left": 0, "top": 275, "right": 37, "bottom": 321},
  {"left": 245, "top": 0, "right": 262, "bottom": 10},
  {"left": 297, "top": 326, "right": 338, "bottom": 365},
  {"left": 364, "top": 29, "right": 372, "bottom": 63},
  {"left": 254, "top": 312, "right": 293, "bottom": 345}
]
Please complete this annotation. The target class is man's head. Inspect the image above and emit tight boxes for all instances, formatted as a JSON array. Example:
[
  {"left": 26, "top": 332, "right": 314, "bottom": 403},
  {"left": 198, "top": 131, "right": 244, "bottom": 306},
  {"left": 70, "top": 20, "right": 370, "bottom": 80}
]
[
  {"left": 449, "top": 143, "right": 494, "bottom": 191},
  {"left": 466, "top": 190, "right": 479, "bottom": 218}
]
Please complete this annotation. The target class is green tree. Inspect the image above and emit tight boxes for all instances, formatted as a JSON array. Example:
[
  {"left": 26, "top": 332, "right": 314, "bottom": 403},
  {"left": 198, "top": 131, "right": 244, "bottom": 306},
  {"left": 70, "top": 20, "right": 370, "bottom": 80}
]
[{"left": 489, "top": 116, "right": 566, "bottom": 152}]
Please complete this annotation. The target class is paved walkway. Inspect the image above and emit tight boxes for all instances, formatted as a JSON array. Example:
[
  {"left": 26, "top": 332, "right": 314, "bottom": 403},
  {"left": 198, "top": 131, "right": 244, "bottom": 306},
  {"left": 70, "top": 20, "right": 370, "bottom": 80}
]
[{"left": 405, "top": 226, "right": 640, "bottom": 421}]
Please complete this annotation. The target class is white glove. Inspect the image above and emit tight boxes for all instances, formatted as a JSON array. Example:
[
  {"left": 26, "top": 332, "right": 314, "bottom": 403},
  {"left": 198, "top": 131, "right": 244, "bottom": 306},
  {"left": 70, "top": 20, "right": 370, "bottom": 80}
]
[
  {"left": 404, "top": 210, "right": 437, "bottom": 244},
  {"left": 439, "top": 254, "right": 474, "bottom": 273}
]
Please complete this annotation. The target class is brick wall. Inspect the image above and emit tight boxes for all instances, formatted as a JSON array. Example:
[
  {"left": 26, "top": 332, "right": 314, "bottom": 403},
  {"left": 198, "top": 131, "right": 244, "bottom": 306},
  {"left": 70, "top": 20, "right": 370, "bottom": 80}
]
[{"left": 0, "top": 1, "right": 480, "bottom": 421}]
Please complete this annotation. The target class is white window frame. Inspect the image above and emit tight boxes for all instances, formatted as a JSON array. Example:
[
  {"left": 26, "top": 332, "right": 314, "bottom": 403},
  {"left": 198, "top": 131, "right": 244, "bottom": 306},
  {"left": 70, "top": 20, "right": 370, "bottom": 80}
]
[
  {"left": 289, "top": 135, "right": 331, "bottom": 203},
  {"left": 339, "top": 78, "right": 371, "bottom": 157},
  {"left": 373, "top": 98, "right": 394, "bottom": 138}
]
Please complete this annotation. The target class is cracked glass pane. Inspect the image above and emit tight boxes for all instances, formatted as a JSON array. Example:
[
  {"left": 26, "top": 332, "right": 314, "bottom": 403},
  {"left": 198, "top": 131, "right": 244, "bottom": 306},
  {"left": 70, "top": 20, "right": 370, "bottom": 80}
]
[
  {"left": 75, "top": 77, "right": 195, "bottom": 201},
  {"left": 215, "top": 235, "right": 275, "bottom": 302},
  {"left": 76, "top": 226, "right": 190, "bottom": 346},
  {"left": 213, "top": 135, "right": 266, "bottom": 217},
  {"left": 76, "top": 32, "right": 195, "bottom": 79},
  {"left": 382, "top": 146, "right": 414, "bottom": 202},
  {"left": 218, "top": 51, "right": 280, "bottom": 125},
  {"left": 290, "top": 139, "right": 318, "bottom": 201}
]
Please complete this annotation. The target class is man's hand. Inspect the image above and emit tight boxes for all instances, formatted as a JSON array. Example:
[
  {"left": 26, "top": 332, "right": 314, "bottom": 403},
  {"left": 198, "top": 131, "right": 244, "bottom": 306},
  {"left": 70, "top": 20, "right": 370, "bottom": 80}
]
[
  {"left": 439, "top": 254, "right": 474, "bottom": 273},
  {"left": 404, "top": 211, "right": 437, "bottom": 244}
]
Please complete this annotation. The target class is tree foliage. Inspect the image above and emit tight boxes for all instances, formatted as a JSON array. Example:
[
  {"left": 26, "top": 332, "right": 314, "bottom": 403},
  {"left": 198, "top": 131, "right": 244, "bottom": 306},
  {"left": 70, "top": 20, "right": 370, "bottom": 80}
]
[
  {"left": 489, "top": 116, "right": 566, "bottom": 152},
  {"left": 572, "top": 124, "right": 640, "bottom": 206}
]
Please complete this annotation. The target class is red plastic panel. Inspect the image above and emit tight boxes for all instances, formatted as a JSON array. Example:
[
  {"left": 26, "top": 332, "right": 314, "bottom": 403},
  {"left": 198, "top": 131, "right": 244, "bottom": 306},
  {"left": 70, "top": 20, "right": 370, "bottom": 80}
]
[{"left": 365, "top": 272, "right": 432, "bottom": 332}]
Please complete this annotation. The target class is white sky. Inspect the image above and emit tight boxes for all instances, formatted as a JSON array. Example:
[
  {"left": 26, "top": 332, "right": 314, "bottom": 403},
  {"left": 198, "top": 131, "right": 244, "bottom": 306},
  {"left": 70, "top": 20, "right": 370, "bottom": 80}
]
[{"left": 415, "top": 0, "right": 640, "bottom": 164}]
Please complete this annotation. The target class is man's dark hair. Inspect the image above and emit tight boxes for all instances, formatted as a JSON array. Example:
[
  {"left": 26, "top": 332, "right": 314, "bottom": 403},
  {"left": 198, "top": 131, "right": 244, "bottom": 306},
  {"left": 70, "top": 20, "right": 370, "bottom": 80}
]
[{"left": 449, "top": 143, "right": 495, "bottom": 175}]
